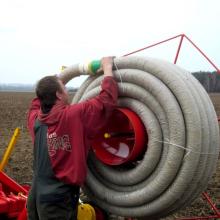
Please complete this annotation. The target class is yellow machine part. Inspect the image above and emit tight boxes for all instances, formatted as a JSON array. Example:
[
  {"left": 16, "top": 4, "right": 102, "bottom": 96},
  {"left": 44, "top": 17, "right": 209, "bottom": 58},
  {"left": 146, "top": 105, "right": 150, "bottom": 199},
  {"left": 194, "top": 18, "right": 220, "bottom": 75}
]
[
  {"left": 77, "top": 203, "right": 96, "bottom": 220},
  {"left": 0, "top": 127, "right": 20, "bottom": 171}
]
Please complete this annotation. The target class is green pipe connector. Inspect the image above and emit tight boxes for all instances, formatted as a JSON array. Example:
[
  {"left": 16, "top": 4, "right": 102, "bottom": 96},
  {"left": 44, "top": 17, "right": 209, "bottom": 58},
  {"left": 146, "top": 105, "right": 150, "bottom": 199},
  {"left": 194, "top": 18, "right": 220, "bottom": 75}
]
[
  {"left": 79, "top": 59, "right": 102, "bottom": 75},
  {"left": 89, "top": 60, "right": 101, "bottom": 75}
]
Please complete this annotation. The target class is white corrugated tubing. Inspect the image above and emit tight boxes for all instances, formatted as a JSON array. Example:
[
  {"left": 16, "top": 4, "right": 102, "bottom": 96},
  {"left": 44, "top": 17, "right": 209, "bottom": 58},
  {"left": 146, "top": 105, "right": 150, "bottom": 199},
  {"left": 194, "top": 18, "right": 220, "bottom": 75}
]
[{"left": 59, "top": 56, "right": 220, "bottom": 219}]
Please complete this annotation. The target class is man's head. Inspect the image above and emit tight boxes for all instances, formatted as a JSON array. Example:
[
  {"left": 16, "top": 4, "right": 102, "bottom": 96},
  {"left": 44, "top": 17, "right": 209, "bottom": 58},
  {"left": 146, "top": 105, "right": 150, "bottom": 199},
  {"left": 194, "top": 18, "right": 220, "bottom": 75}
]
[{"left": 36, "top": 75, "right": 68, "bottom": 114}]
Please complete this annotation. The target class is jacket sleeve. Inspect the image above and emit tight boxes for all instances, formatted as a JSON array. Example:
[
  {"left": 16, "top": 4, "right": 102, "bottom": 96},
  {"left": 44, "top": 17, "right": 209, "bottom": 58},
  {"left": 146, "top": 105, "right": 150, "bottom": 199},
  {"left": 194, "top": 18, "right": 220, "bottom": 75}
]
[
  {"left": 27, "top": 98, "right": 40, "bottom": 142},
  {"left": 81, "top": 76, "right": 118, "bottom": 137}
]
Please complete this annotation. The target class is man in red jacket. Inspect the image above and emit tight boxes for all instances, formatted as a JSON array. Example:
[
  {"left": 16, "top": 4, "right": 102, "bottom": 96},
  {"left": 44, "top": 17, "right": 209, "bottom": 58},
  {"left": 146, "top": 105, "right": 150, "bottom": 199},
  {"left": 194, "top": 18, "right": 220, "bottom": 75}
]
[{"left": 27, "top": 57, "right": 118, "bottom": 220}]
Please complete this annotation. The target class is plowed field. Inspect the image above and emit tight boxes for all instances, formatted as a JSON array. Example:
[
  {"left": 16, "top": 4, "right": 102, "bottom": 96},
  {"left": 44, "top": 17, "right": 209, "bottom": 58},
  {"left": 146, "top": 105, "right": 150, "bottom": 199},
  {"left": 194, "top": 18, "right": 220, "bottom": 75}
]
[{"left": 0, "top": 92, "right": 219, "bottom": 219}]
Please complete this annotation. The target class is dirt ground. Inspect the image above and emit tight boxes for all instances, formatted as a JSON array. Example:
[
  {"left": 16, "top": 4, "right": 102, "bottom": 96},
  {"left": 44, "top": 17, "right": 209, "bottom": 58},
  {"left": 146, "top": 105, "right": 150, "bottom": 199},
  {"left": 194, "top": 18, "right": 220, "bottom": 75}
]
[{"left": 0, "top": 91, "right": 219, "bottom": 220}]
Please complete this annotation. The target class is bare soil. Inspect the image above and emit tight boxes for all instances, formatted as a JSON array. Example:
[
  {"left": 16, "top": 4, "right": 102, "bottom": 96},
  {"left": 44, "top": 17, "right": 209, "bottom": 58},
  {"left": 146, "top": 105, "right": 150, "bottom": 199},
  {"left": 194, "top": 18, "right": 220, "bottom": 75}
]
[{"left": 0, "top": 92, "right": 219, "bottom": 219}]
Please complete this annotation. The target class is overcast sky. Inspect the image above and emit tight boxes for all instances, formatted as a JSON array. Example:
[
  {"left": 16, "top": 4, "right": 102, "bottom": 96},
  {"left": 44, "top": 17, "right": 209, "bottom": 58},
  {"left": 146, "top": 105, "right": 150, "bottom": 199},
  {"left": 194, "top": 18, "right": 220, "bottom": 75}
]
[{"left": 0, "top": 0, "right": 219, "bottom": 87}]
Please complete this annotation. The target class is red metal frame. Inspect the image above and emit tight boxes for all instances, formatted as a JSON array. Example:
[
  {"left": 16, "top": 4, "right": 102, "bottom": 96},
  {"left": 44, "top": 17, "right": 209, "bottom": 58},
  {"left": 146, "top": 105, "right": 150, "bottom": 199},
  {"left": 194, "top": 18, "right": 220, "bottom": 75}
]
[
  {"left": 123, "top": 33, "right": 220, "bottom": 74},
  {"left": 0, "top": 171, "right": 28, "bottom": 195},
  {"left": 123, "top": 34, "right": 220, "bottom": 220},
  {"left": 177, "top": 192, "right": 220, "bottom": 220}
]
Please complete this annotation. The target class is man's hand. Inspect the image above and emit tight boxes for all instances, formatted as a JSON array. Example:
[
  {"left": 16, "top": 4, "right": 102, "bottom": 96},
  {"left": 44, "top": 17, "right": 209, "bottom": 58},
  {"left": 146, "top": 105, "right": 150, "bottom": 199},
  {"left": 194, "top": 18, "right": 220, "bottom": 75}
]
[{"left": 101, "top": 56, "right": 115, "bottom": 77}]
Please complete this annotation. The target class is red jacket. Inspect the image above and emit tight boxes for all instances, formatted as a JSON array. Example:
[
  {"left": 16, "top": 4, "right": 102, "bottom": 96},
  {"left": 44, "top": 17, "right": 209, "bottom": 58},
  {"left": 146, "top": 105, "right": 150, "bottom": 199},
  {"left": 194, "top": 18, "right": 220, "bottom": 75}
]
[{"left": 27, "top": 76, "right": 118, "bottom": 186}]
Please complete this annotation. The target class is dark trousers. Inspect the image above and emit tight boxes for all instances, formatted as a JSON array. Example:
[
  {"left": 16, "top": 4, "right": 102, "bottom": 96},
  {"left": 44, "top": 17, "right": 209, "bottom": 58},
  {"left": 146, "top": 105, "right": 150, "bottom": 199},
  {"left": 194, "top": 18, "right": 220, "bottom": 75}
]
[{"left": 27, "top": 189, "right": 80, "bottom": 220}]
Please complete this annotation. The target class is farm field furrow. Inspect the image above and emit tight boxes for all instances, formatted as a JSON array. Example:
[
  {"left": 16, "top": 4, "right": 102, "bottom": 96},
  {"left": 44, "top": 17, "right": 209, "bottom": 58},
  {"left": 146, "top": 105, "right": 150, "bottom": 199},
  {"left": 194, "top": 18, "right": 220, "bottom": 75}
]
[{"left": 0, "top": 91, "right": 219, "bottom": 219}]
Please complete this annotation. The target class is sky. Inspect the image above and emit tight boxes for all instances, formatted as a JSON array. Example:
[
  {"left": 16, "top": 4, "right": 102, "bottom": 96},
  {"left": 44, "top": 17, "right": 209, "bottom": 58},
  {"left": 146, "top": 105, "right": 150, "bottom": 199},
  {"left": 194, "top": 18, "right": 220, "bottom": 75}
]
[{"left": 0, "top": 0, "right": 220, "bottom": 87}]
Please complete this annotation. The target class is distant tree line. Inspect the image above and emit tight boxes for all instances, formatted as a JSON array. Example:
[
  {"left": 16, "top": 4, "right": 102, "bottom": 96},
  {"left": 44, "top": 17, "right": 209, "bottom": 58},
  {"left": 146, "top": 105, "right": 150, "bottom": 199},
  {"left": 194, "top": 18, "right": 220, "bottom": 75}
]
[
  {"left": 1, "top": 71, "right": 220, "bottom": 93},
  {"left": 0, "top": 84, "right": 78, "bottom": 92},
  {"left": 0, "top": 84, "right": 34, "bottom": 92},
  {"left": 192, "top": 71, "right": 220, "bottom": 93}
]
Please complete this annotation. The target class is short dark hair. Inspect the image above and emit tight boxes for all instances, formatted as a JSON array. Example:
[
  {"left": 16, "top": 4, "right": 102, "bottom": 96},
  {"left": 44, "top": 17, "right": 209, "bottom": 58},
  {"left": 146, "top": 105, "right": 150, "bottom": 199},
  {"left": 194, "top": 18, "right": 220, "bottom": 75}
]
[{"left": 36, "top": 75, "right": 62, "bottom": 114}]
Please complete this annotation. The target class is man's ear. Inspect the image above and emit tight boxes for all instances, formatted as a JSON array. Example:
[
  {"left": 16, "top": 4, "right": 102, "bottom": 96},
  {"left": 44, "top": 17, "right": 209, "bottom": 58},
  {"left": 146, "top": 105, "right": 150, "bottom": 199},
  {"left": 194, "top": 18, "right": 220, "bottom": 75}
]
[{"left": 56, "top": 91, "right": 62, "bottom": 100}]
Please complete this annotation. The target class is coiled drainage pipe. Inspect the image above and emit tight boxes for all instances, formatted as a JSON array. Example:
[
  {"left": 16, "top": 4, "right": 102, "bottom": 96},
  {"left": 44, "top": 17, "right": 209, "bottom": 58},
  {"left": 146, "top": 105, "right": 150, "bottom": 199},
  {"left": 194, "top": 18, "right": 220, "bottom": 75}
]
[{"left": 59, "top": 56, "right": 220, "bottom": 218}]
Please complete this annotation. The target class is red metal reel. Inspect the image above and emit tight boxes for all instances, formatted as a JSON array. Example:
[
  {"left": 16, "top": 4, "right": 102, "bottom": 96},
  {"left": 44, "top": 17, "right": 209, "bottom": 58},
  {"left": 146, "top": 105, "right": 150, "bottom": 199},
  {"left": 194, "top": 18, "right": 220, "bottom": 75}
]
[
  {"left": 0, "top": 171, "right": 28, "bottom": 219},
  {"left": 92, "top": 108, "right": 147, "bottom": 165},
  {"left": 0, "top": 188, "right": 8, "bottom": 214},
  {"left": 7, "top": 194, "right": 26, "bottom": 218},
  {"left": 17, "top": 207, "right": 27, "bottom": 220},
  {"left": 0, "top": 188, "right": 26, "bottom": 219}
]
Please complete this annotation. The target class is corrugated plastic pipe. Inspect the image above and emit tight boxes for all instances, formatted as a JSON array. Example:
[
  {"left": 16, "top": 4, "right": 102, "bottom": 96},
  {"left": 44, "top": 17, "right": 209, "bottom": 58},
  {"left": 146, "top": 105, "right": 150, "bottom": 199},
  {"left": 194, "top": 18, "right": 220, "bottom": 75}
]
[{"left": 59, "top": 56, "right": 220, "bottom": 218}]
